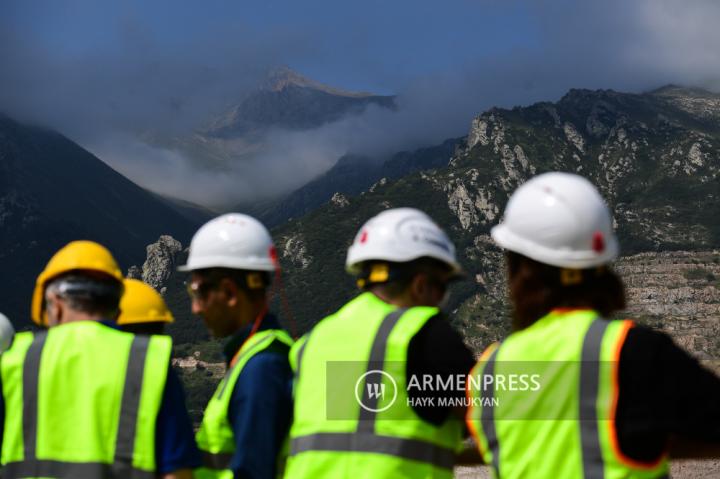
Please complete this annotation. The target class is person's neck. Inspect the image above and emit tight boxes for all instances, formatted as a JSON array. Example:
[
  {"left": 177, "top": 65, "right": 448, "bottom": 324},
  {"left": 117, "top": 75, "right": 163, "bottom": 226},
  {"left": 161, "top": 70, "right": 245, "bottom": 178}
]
[
  {"left": 56, "top": 313, "right": 104, "bottom": 326},
  {"left": 369, "top": 289, "right": 414, "bottom": 308},
  {"left": 234, "top": 300, "right": 268, "bottom": 332}
]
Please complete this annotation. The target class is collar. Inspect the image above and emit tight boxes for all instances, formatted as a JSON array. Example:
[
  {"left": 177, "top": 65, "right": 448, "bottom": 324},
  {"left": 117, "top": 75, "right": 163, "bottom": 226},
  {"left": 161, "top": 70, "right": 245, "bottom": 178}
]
[
  {"left": 550, "top": 307, "right": 594, "bottom": 314},
  {"left": 222, "top": 313, "right": 281, "bottom": 364},
  {"left": 100, "top": 319, "right": 122, "bottom": 330}
]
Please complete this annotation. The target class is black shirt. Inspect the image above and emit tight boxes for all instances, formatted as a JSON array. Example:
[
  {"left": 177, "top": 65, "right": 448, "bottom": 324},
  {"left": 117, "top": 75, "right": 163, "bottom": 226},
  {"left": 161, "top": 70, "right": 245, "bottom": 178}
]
[
  {"left": 616, "top": 326, "right": 720, "bottom": 462},
  {"left": 406, "top": 314, "right": 476, "bottom": 426}
]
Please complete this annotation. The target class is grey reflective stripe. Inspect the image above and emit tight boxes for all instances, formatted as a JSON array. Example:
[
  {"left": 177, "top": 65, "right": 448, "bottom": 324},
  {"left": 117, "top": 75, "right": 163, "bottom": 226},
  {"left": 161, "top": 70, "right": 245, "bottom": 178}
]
[
  {"left": 579, "top": 318, "right": 610, "bottom": 479},
  {"left": 18, "top": 332, "right": 154, "bottom": 478},
  {"left": 357, "top": 308, "right": 406, "bottom": 431},
  {"left": 114, "top": 335, "right": 150, "bottom": 468},
  {"left": 289, "top": 308, "right": 454, "bottom": 470},
  {"left": 22, "top": 331, "right": 47, "bottom": 464},
  {"left": 481, "top": 347, "right": 501, "bottom": 478},
  {"left": 3, "top": 459, "right": 155, "bottom": 479},
  {"left": 290, "top": 432, "right": 455, "bottom": 470},
  {"left": 294, "top": 335, "right": 310, "bottom": 381},
  {"left": 218, "top": 334, "right": 276, "bottom": 399},
  {"left": 201, "top": 451, "right": 233, "bottom": 470}
]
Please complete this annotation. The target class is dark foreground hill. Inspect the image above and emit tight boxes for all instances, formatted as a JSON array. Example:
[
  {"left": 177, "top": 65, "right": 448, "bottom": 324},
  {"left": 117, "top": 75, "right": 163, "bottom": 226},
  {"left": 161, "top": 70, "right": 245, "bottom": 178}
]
[{"left": 0, "top": 115, "right": 204, "bottom": 327}]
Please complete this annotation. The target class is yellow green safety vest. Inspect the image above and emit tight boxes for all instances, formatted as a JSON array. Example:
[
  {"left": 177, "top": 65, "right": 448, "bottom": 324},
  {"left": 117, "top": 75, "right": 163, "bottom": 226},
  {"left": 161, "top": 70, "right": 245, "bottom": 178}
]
[
  {"left": 466, "top": 309, "right": 669, "bottom": 479},
  {"left": 0, "top": 321, "right": 171, "bottom": 479},
  {"left": 285, "top": 292, "right": 464, "bottom": 479},
  {"left": 195, "top": 328, "right": 294, "bottom": 479}
]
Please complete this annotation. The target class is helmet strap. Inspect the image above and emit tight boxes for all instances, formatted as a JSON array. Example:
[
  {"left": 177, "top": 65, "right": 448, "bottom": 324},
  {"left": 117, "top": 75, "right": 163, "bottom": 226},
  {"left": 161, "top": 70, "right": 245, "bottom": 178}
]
[
  {"left": 357, "top": 262, "right": 397, "bottom": 289},
  {"left": 560, "top": 268, "right": 583, "bottom": 286}
]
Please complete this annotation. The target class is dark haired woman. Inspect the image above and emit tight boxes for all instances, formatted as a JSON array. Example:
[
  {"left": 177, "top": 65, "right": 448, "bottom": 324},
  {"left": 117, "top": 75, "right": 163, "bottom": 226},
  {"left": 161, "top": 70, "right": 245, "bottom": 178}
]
[{"left": 466, "top": 172, "right": 720, "bottom": 478}]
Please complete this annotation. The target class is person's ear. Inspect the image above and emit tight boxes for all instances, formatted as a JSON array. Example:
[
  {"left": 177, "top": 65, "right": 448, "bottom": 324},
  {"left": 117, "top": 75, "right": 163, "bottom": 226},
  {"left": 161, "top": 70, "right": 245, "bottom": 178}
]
[
  {"left": 410, "top": 274, "right": 431, "bottom": 305},
  {"left": 45, "top": 291, "right": 63, "bottom": 326},
  {"left": 220, "top": 278, "right": 239, "bottom": 307}
]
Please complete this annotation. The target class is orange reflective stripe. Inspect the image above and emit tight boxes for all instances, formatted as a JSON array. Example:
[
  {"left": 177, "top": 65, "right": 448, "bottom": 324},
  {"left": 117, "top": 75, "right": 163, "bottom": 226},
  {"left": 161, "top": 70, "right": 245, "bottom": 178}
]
[
  {"left": 608, "top": 320, "right": 668, "bottom": 470},
  {"left": 465, "top": 342, "right": 500, "bottom": 460}
]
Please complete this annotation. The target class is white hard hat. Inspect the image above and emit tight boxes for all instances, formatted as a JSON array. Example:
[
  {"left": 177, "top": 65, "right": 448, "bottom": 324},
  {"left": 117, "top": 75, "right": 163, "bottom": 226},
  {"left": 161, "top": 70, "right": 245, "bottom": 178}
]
[
  {"left": 491, "top": 172, "right": 619, "bottom": 268},
  {"left": 0, "top": 313, "right": 15, "bottom": 353},
  {"left": 346, "top": 207, "right": 461, "bottom": 275},
  {"left": 179, "top": 213, "right": 277, "bottom": 272}
]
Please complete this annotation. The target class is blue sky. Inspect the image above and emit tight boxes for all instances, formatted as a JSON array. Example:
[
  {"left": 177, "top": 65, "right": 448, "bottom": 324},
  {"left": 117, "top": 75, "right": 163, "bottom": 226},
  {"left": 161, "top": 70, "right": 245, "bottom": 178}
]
[
  {"left": 2, "top": 0, "right": 720, "bottom": 205},
  {"left": 4, "top": 0, "right": 540, "bottom": 94}
]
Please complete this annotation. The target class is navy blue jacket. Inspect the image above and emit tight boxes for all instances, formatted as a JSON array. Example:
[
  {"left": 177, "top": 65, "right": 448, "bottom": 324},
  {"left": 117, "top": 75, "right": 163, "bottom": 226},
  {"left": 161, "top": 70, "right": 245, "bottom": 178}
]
[{"left": 221, "top": 314, "right": 293, "bottom": 479}]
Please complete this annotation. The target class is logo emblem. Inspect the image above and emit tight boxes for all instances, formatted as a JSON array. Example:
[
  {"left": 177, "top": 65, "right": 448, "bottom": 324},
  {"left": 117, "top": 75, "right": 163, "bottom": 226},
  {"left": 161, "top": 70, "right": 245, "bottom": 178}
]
[{"left": 354, "top": 369, "right": 398, "bottom": 413}]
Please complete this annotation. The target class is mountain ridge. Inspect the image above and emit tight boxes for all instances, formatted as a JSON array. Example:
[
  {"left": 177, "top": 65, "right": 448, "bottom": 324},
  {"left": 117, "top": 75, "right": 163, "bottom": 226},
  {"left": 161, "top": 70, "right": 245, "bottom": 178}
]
[{"left": 265, "top": 84, "right": 720, "bottom": 344}]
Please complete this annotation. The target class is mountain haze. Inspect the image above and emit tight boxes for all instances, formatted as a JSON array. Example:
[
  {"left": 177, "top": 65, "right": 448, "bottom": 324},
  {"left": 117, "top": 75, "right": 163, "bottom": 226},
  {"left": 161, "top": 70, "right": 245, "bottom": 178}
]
[
  {"left": 148, "top": 67, "right": 397, "bottom": 176},
  {"left": 248, "top": 138, "right": 460, "bottom": 227}
]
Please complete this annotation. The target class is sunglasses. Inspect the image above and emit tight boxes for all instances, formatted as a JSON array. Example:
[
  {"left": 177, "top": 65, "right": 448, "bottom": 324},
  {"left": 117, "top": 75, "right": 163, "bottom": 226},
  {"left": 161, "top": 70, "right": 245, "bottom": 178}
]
[{"left": 186, "top": 280, "right": 219, "bottom": 301}]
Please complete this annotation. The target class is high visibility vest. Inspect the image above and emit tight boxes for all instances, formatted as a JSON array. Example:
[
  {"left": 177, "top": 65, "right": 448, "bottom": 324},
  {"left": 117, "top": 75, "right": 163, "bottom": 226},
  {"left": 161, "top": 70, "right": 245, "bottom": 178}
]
[
  {"left": 285, "top": 292, "right": 463, "bottom": 479},
  {"left": 466, "top": 310, "right": 670, "bottom": 479},
  {"left": 195, "top": 328, "right": 294, "bottom": 479},
  {"left": 0, "top": 321, "right": 171, "bottom": 479}
]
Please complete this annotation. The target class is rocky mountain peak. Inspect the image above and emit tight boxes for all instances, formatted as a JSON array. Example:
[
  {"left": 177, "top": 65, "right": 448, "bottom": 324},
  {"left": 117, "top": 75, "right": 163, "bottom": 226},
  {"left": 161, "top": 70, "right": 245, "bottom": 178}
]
[
  {"left": 557, "top": 88, "right": 623, "bottom": 110},
  {"left": 650, "top": 85, "right": 720, "bottom": 123},
  {"left": 199, "top": 67, "right": 396, "bottom": 140},
  {"left": 650, "top": 84, "right": 719, "bottom": 99},
  {"left": 261, "top": 66, "right": 376, "bottom": 98}
]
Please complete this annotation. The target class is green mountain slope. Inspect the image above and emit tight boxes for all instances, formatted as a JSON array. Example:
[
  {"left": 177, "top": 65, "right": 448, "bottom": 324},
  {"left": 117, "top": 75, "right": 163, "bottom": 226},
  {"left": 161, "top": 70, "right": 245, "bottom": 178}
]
[{"left": 273, "top": 86, "right": 720, "bottom": 344}]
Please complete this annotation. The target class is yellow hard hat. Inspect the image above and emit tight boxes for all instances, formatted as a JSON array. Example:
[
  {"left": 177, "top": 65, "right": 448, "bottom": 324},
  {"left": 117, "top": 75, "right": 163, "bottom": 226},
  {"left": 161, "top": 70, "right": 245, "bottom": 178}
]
[
  {"left": 117, "top": 278, "right": 174, "bottom": 326},
  {"left": 31, "top": 241, "right": 124, "bottom": 326}
]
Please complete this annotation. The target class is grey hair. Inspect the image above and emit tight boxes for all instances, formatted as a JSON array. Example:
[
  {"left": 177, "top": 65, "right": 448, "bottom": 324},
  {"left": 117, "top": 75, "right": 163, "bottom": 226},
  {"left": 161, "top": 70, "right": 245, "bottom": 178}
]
[{"left": 45, "top": 274, "right": 122, "bottom": 318}]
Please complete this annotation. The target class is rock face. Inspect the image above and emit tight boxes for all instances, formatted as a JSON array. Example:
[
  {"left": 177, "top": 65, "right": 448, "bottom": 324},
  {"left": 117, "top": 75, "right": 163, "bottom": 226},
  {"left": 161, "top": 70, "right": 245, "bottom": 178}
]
[
  {"left": 138, "top": 236, "right": 183, "bottom": 293},
  {"left": 443, "top": 87, "right": 720, "bottom": 252},
  {"left": 330, "top": 192, "right": 350, "bottom": 208},
  {"left": 126, "top": 265, "right": 142, "bottom": 280},
  {"left": 454, "top": 250, "right": 720, "bottom": 359},
  {"left": 281, "top": 233, "right": 312, "bottom": 270},
  {"left": 617, "top": 251, "right": 720, "bottom": 359}
]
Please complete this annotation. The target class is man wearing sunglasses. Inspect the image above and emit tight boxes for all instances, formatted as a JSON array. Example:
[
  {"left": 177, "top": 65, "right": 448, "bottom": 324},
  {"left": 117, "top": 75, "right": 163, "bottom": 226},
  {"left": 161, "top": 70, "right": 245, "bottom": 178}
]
[
  {"left": 179, "top": 213, "right": 293, "bottom": 479},
  {"left": 284, "top": 208, "right": 476, "bottom": 479}
]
